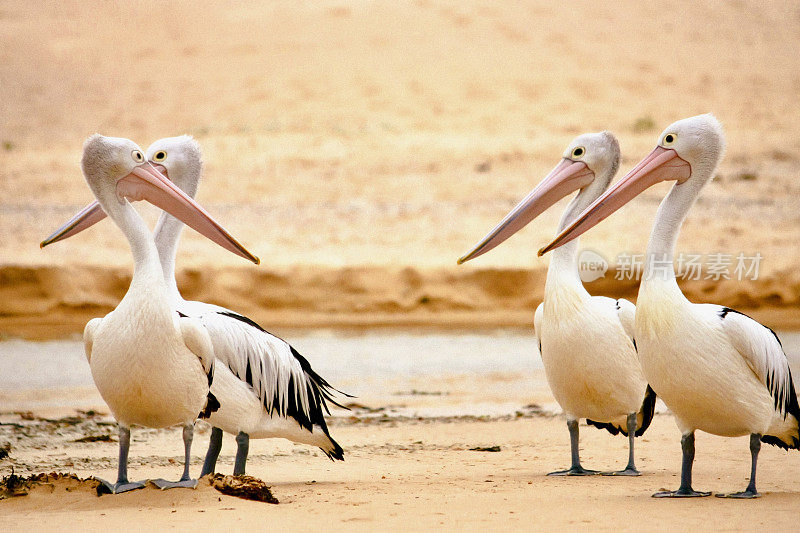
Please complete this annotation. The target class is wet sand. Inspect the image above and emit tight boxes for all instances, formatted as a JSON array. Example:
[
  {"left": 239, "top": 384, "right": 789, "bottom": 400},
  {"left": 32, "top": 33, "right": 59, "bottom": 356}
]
[{"left": 2, "top": 331, "right": 800, "bottom": 530}]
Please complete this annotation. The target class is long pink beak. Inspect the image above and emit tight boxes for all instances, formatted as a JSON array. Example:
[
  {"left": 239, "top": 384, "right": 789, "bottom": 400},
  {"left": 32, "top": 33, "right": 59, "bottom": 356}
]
[
  {"left": 40, "top": 162, "right": 169, "bottom": 248},
  {"left": 42, "top": 163, "right": 259, "bottom": 265},
  {"left": 40, "top": 201, "right": 107, "bottom": 248},
  {"left": 538, "top": 146, "right": 691, "bottom": 256},
  {"left": 457, "top": 159, "right": 594, "bottom": 264}
]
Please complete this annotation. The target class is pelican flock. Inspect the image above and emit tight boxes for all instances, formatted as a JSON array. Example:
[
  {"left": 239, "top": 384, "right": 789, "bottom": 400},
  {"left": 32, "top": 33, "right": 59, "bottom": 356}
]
[
  {"left": 459, "top": 132, "right": 655, "bottom": 475},
  {"left": 48, "top": 134, "right": 260, "bottom": 494},
  {"left": 541, "top": 114, "right": 799, "bottom": 498},
  {"left": 42, "top": 136, "right": 347, "bottom": 480},
  {"left": 38, "top": 113, "right": 797, "bottom": 501}
]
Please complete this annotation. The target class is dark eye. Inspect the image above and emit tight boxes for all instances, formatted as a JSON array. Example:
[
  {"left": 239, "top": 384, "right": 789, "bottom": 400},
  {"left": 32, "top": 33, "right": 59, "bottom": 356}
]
[
  {"left": 663, "top": 133, "right": 677, "bottom": 145},
  {"left": 571, "top": 146, "right": 585, "bottom": 158},
  {"left": 131, "top": 150, "right": 144, "bottom": 163},
  {"left": 153, "top": 150, "right": 167, "bottom": 162}
]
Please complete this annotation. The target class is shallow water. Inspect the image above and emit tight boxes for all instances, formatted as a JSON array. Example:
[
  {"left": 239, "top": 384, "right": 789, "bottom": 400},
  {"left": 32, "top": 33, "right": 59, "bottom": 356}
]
[
  {"left": 0, "top": 330, "right": 546, "bottom": 392},
  {"left": 0, "top": 330, "right": 800, "bottom": 412}
]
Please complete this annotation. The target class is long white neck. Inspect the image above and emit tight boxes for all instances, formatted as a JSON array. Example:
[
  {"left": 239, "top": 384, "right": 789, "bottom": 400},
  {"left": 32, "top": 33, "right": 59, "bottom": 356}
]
[
  {"left": 153, "top": 211, "right": 184, "bottom": 303},
  {"left": 153, "top": 167, "right": 198, "bottom": 304},
  {"left": 544, "top": 191, "right": 595, "bottom": 294},
  {"left": 102, "top": 197, "right": 171, "bottom": 309},
  {"left": 640, "top": 177, "right": 706, "bottom": 299}
]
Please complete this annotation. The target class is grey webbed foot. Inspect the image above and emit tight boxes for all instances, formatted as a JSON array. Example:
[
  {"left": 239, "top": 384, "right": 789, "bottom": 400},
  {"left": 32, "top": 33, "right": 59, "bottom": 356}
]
[
  {"left": 95, "top": 477, "right": 146, "bottom": 495},
  {"left": 715, "top": 434, "right": 762, "bottom": 499},
  {"left": 549, "top": 420, "right": 598, "bottom": 476},
  {"left": 601, "top": 467, "right": 641, "bottom": 477},
  {"left": 653, "top": 432, "right": 710, "bottom": 497},
  {"left": 97, "top": 426, "right": 146, "bottom": 495},
  {"left": 150, "top": 423, "right": 198, "bottom": 489},
  {"left": 652, "top": 488, "right": 711, "bottom": 498},
  {"left": 715, "top": 489, "right": 760, "bottom": 499},
  {"left": 150, "top": 478, "right": 199, "bottom": 490},
  {"left": 547, "top": 466, "right": 600, "bottom": 476}
]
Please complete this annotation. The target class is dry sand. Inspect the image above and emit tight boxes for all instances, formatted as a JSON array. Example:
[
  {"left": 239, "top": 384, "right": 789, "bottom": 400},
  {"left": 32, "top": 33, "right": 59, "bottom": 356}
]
[
  {"left": 3, "top": 408, "right": 800, "bottom": 531},
  {"left": 1, "top": 1, "right": 800, "bottom": 336}
]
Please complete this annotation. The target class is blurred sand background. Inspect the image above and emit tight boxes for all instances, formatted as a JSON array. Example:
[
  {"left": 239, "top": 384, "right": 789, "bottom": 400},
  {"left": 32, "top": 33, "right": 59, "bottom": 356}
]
[{"left": 1, "top": 0, "right": 799, "bottom": 336}]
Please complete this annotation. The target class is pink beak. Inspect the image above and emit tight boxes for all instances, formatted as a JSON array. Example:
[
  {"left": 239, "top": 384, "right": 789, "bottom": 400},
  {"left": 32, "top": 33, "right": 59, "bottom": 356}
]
[
  {"left": 40, "top": 201, "right": 107, "bottom": 248},
  {"left": 538, "top": 146, "right": 691, "bottom": 256},
  {"left": 457, "top": 158, "right": 595, "bottom": 264},
  {"left": 41, "top": 163, "right": 259, "bottom": 265},
  {"left": 40, "top": 162, "right": 170, "bottom": 248}
]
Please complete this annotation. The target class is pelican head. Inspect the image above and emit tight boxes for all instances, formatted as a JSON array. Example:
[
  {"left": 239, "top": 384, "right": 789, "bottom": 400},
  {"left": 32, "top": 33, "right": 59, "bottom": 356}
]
[
  {"left": 654, "top": 114, "right": 725, "bottom": 180},
  {"left": 81, "top": 134, "right": 151, "bottom": 201},
  {"left": 146, "top": 135, "right": 202, "bottom": 199},
  {"left": 457, "top": 131, "right": 620, "bottom": 264},
  {"left": 539, "top": 114, "right": 725, "bottom": 256},
  {"left": 42, "top": 134, "right": 259, "bottom": 264}
]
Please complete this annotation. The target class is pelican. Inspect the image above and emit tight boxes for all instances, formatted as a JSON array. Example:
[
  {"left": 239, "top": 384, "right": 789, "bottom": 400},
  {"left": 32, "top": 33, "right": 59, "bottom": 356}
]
[
  {"left": 458, "top": 132, "right": 655, "bottom": 476},
  {"left": 45, "top": 134, "right": 259, "bottom": 494},
  {"left": 42, "top": 136, "right": 346, "bottom": 477},
  {"left": 541, "top": 114, "right": 800, "bottom": 498}
]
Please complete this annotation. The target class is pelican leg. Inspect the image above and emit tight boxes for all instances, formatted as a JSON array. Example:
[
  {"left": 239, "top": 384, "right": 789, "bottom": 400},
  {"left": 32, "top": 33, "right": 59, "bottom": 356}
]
[
  {"left": 716, "top": 433, "right": 761, "bottom": 499},
  {"left": 233, "top": 431, "right": 250, "bottom": 476},
  {"left": 548, "top": 419, "right": 599, "bottom": 476},
  {"left": 96, "top": 425, "right": 146, "bottom": 495},
  {"left": 200, "top": 427, "right": 223, "bottom": 477},
  {"left": 602, "top": 413, "right": 642, "bottom": 476},
  {"left": 151, "top": 424, "right": 199, "bottom": 490},
  {"left": 653, "top": 431, "right": 711, "bottom": 497}
]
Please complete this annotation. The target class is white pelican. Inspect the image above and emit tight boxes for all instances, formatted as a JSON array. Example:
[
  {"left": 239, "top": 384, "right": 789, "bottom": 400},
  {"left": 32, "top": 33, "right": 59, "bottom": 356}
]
[
  {"left": 44, "top": 134, "right": 259, "bottom": 494},
  {"left": 458, "top": 132, "right": 656, "bottom": 476},
  {"left": 540, "top": 114, "right": 800, "bottom": 498},
  {"left": 42, "top": 136, "right": 347, "bottom": 476}
]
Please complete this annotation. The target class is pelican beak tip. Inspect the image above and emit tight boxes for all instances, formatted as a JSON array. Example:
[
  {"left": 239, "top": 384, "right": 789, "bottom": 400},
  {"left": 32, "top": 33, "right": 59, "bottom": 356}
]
[
  {"left": 252, "top": 256, "right": 261, "bottom": 265},
  {"left": 456, "top": 256, "right": 467, "bottom": 265},
  {"left": 39, "top": 241, "right": 47, "bottom": 249},
  {"left": 537, "top": 247, "right": 547, "bottom": 257}
]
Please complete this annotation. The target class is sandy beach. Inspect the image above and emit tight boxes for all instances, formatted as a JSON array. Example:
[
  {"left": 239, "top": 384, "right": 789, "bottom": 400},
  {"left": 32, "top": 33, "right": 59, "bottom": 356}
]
[
  {"left": 2, "top": 331, "right": 800, "bottom": 530},
  {"left": 5, "top": 414, "right": 800, "bottom": 531},
  {"left": 1, "top": 1, "right": 799, "bottom": 335},
  {"left": 2, "top": 1, "right": 800, "bottom": 530}
]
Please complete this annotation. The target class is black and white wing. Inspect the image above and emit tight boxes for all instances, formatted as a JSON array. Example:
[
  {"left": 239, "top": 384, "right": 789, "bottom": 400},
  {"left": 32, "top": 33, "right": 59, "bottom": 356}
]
[
  {"left": 179, "top": 300, "right": 349, "bottom": 437},
  {"left": 718, "top": 307, "right": 798, "bottom": 421}
]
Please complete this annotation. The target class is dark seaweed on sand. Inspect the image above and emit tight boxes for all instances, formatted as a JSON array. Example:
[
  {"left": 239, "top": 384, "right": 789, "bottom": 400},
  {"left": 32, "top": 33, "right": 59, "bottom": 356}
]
[
  {"left": 0, "top": 471, "right": 99, "bottom": 499},
  {"left": 208, "top": 473, "right": 278, "bottom": 504},
  {"left": 469, "top": 446, "right": 501, "bottom": 452},
  {"left": 72, "top": 434, "right": 115, "bottom": 443}
]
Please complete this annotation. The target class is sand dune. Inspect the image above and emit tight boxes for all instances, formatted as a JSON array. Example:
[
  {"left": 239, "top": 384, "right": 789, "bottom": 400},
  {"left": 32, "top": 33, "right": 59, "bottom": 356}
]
[{"left": 2, "top": 262, "right": 799, "bottom": 339}]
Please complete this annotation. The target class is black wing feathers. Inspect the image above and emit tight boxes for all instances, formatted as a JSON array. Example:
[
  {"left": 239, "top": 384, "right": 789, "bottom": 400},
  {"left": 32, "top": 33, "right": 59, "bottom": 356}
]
[{"left": 215, "top": 311, "right": 350, "bottom": 450}]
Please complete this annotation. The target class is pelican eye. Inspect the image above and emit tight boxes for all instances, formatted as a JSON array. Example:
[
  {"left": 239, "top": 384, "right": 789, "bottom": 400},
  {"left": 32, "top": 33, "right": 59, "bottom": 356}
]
[
  {"left": 153, "top": 150, "right": 167, "bottom": 162},
  {"left": 571, "top": 146, "right": 585, "bottom": 159},
  {"left": 131, "top": 150, "right": 144, "bottom": 163},
  {"left": 663, "top": 133, "right": 677, "bottom": 146}
]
